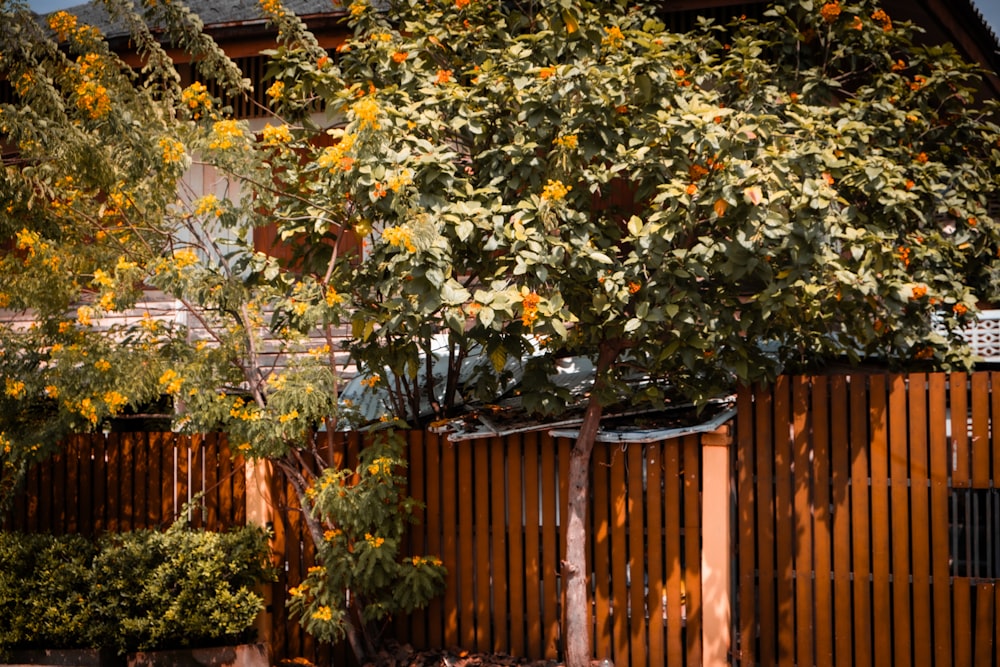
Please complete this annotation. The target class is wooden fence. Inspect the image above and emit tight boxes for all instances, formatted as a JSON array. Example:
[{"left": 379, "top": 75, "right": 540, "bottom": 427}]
[
  {"left": 270, "top": 429, "right": 711, "bottom": 667},
  {"left": 736, "top": 373, "right": 1000, "bottom": 667},
  {"left": 1, "top": 428, "right": 713, "bottom": 667},
  {"left": 1, "top": 431, "right": 244, "bottom": 535}
]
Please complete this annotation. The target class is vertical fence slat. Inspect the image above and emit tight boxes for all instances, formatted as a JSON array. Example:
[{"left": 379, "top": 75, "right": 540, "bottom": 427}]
[
  {"left": 792, "top": 377, "right": 814, "bottom": 667},
  {"left": 540, "top": 436, "right": 559, "bottom": 660},
  {"left": 849, "top": 376, "right": 872, "bottom": 667},
  {"left": 557, "top": 437, "right": 571, "bottom": 661},
  {"left": 889, "top": 374, "right": 912, "bottom": 667},
  {"left": 51, "top": 444, "right": 66, "bottom": 535},
  {"left": 610, "top": 445, "right": 629, "bottom": 664},
  {"left": 909, "top": 374, "right": 933, "bottom": 665},
  {"left": 772, "top": 377, "right": 795, "bottom": 667},
  {"left": 506, "top": 434, "right": 524, "bottom": 658},
  {"left": 441, "top": 439, "right": 460, "bottom": 649},
  {"left": 646, "top": 442, "right": 665, "bottom": 667},
  {"left": 458, "top": 440, "right": 475, "bottom": 649},
  {"left": 664, "top": 436, "right": 683, "bottom": 666},
  {"left": 971, "top": 373, "right": 990, "bottom": 489},
  {"left": 868, "top": 375, "right": 892, "bottom": 667},
  {"left": 425, "top": 432, "right": 445, "bottom": 650},
  {"left": 474, "top": 439, "right": 491, "bottom": 652},
  {"left": 409, "top": 430, "right": 428, "bottom": 648},
  {"left": 522, "top": 432, "right": 543, "bottom": 659},
  {"left": 955, "top": 578, "right": 973, "bottom": 667},
  {"left": 627, "top": 443, "right": 647, "bottom": 667},
  {"left": 952, "top": 372, "right": 970, "bottom": 488},
  {"left": 829, "top": 376, "right": 852, "bottom": 667},
  {"left": 683, "top": 434, "right": 702, "bottom": 667},
  {"left": 593, "top": 442, "right": 612, "bottom": 662},
  {"left": 974, "top": 583, "right": 996, "bottom": 667},
  {"left": 489, "top": 436, "right": 509, "bottom": 652},
  {"left": 755, "top": 382, "right": 777, "bottom": 667},
  {"left": 928, "top": 373, "right": 953, "bottom": 667},
  {"left": 811, "top": 377, "right": 833, "bottom": 667},
  {"left": 736, "top": 386, "right": 756, "bottom": 667}
]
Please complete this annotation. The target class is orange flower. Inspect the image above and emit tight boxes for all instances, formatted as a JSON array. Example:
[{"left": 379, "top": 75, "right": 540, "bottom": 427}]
[
  {"left": 713, "top": 198, "right": 728, "bottom": 217},
  {"left": 916, "top": 152, "right": 928, "bottom": 163},
  {"left": 686, "top": 183, "right": 697, "bottom": 195},
  {"left": 628, "top": 282, "right": 641, "bottom": 294},
  {"left": 892, "top": 59, "right": 907, "bottom": 72},
  {"left": 910, "top": 284, "right": 927, "bottom": 300},
  {"left": 435, "top": 69, "right": 453, "bottom": 85},
  {"left": 822, "top": 172, "right": 834, "bottom": 186},
  {"left": 392, "top": 51, "right": 408, "bottom": 63},
  {"left": 688, "top": 164, "right": 709, "bottom": 180},
  {"left": 539, "top": 66, "right": 557, "bottom": 80},
  {"left": 456, "top": 0, "right": 470, "bottom": 7},
  {"left": 905, "top": 179, "right": 915, "bottom": 190},
  {"left": 852, "top": 16, "right": 863, "bottom": 30},
  {"left": 968, "top": 217, "right": 978, "bottom": 227},
  {"left": 871, "top": 9, "right": 891, "bottom": 31},
  {"left": 317, "top": 56, "right": 330, "bottom": 69},
  {"left": 953, "top": 303, "right": 968, "bottom": 315},
  {"left": 372, "top": 182, "right": 387, "bottom": 199},
  {"left": 820, "top": 2, "right": 841, "bottom": 23}
]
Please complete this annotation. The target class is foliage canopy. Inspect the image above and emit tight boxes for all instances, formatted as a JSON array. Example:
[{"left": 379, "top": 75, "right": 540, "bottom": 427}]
[{"left": 2, "top": 0, "right": 1000, "bottom": 658}]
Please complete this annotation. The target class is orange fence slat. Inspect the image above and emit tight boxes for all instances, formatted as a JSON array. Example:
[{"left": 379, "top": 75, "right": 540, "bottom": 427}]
[
  {"left": 889, "top": 375, "right": 913, "bottom": 667},
  {"left": 736, "top": 386, "right": 757, "bottom": 667},
  {"left": 521, "top": 432, "right": 543, "bottom": 659},
  {"left": 754, "top": 382, "right": 777, "bottom": 667},
  {"left": 792, "top": 377, "right": 814, "bottom": 667},
  {"left": 610, "top": 444, "right": 629, "bottom": 665},
  {"left": 593, "top": 442, "right": 612, "bottom": 662},
  {"left": 909, "top": 374, "right": 933, "bottom": 665},
  {"left": 627, "top": 443, "right": 646, "bottom": 667},
  {"left": 868, "top": 374, "right": 892, "bottom": 667},
  {"left": 810, "top": 377, "right": 833, "bottom": 667},
  {"left": 829, "top": 376, "right": 852, "bottom": 667},
  {"left": 473, "top": 439, "right": 491, "bottom": 652},
  {"left": 682, "top": 434, "right": 702, "bottom": 667},
  {"left": 849, "top": 376, "right": 872, "bottom": 667},
  {"left": 645, "top": 442, "right": 665, "bottom": 667}
]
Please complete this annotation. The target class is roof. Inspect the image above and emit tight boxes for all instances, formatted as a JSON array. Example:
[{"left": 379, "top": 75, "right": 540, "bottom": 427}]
[{"left": 49, "top": 0, "right": 343, "bottom": 40}]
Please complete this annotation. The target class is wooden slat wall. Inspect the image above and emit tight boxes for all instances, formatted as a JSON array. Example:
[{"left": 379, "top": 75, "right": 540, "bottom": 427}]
[
  {"left": 737, "top": 373, "right": 1000, "bottom": 667},
  {"left": 388, "top": 430, "right": 704, "bottom": 667},
  {"left": 5, "top": 428, "right": 707, "bottom": 667},
  {"left": 2, "top": 431, "right": 245, "bottom": 535}
]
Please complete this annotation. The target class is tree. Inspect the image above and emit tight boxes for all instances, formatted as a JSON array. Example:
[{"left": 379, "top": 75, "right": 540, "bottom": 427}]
[{"left": 2, "top": 0, "right": 999, "bottom": 664}]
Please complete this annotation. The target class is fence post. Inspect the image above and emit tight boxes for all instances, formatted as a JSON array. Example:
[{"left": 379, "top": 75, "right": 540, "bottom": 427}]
[
  {"left": 246, "top": 458, "right": 276, "bottom": 647},
  {"left": 701, "top": 424, "right": 733, "bottom": 667}
]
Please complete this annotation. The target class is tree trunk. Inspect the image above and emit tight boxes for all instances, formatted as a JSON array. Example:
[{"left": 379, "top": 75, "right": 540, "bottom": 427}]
[{"left": 563, "top": 341, "right": 621, "bottom": 667}]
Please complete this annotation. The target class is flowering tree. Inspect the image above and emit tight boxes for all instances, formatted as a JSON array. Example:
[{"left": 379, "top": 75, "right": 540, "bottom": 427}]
[{"left": 2, "top": 0, "right": 1000, "bottom": 664}]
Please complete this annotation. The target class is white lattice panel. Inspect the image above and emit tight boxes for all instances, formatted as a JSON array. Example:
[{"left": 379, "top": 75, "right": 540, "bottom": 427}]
[{"left": 960, "top": 309, "right": 1000, "bottom": 364}]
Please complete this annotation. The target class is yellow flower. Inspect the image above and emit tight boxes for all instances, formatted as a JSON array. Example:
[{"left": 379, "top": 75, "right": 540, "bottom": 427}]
[
  {"left": 45, "top": 385, "right": 59, "bottom": 399},
  {"left": 181, "top": 82, "right": 213, "bottom": 118},
  {"left": 278, "top": 410, "right": 299, "bottom": 423},
  {"left": 602, "top": 26, "right": 624, "bottom": 48},
  {"left": 75, "top": 80, "right": 111, "bottom": 119},
  {"left": 76, "top": 306, "right": 94, "bottom": 326},
  {"left": 208, "top": 120, "right": 247, "bottom": 151},
  {"left": 94, "top": 359, "right": 111, "bottom": 372},
  {"left": 193, "top": 194, "right": 221, "bottom": 217},
  {"left": 434, "top": 69, "right": 453, "bottom": 85},
  {"left": 159, "top": 137, "right": 185, "bottom": 164},
  {"left": 313, "top": 606, "right": 333, "bottom": 621},
  {"left": 261, "top": 123, "right": 292, "bottom": 146},
  {"left": 352, "top": 97, "right": 380, "bottom": 130},
  {"left": 4, "top": 378, "right": 25, "bottom": 399},
  {"left": 381, "top": 226, "right": 416, "bottom": 252},
  {"left": 349, "top": 0, "right": 367, "bottom": 17},
  {"left": 159, "top": 369, "right": 183, "bottom": 395},
  {"left": 103, "top": 390, "right": 127, "bottom": 413},
  {"left": 48, "top": 11, "right": 78, "bottom": 41},
  {"left": 266, "top": 80, "right": 285, "bottom": 100},
  {"left": 554, "top": 134, "right": 577, "bottom": 149},
  {"left": 541, "top": 179, "right": 571, "bottom": 201},
  {"left": 365, "top": 533, "right": 385, "bottom": 548}
]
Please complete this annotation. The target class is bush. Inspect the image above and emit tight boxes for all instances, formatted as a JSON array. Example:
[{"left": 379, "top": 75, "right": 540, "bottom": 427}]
[
  {"left": 0, "top": 522, "right": 275, "bottom": 655},
  {"left": 0, "top": 533, "right": 96, "bottom": 650}
]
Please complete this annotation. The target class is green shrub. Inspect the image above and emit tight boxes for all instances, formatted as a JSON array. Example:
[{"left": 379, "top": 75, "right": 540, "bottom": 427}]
[
  {"left": 0, "top": 533, "right": 96, "bottom": 650},
  {"left": 0, "top": 522, "right": 275, "bottom": 654}
]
